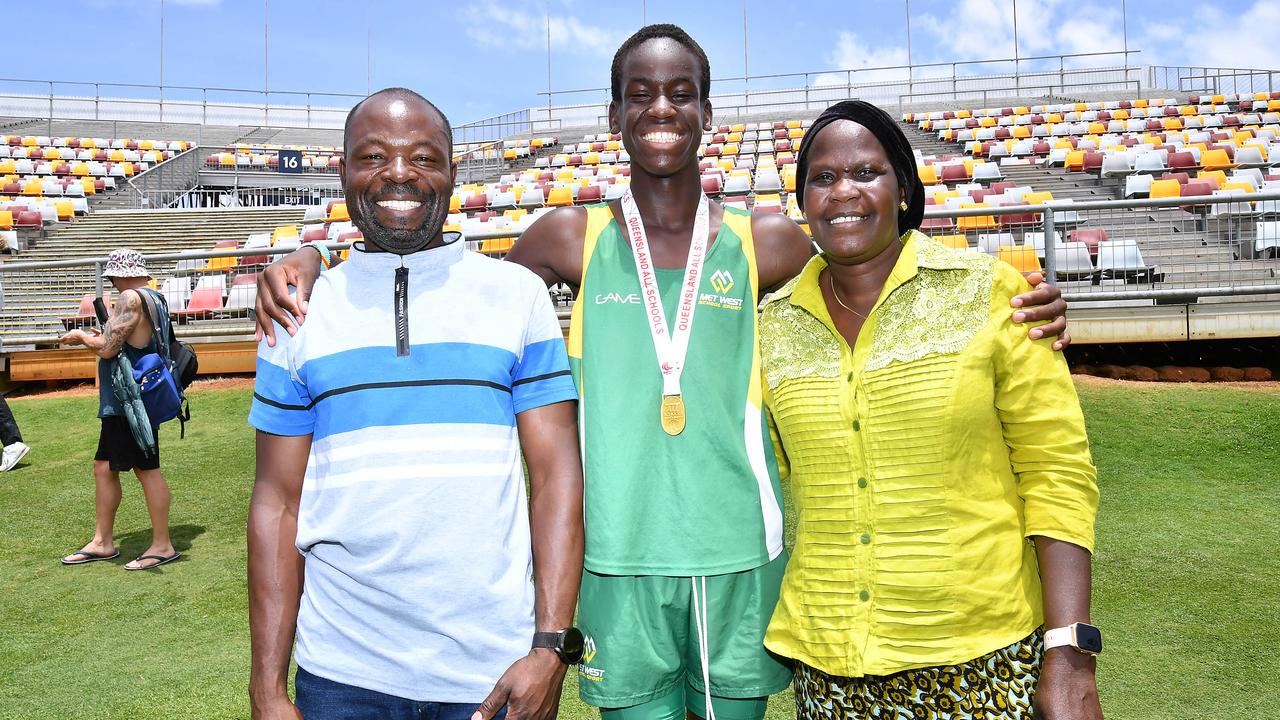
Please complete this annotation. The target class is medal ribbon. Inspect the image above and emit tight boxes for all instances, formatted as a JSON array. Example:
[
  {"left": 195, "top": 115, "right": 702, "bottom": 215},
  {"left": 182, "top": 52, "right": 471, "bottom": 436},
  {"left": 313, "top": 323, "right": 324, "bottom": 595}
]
[{"left": 620, "top": 188, "right": 710, "bottom": 400}]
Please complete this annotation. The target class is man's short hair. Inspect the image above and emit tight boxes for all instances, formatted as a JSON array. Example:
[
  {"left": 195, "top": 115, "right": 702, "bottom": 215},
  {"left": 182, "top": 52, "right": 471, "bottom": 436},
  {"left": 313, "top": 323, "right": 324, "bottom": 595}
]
[
  {"left": 343, "top": 87, "right": 453, "bottom": 151},
  {"left": 610, "top": 24, "right": 711, "bottom": 104}
]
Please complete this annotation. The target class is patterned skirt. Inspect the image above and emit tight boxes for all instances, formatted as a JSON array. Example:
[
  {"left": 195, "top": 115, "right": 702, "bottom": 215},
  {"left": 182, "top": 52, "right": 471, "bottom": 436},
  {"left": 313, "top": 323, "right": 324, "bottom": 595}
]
[{"left": 794, "top": 630, "right": 1043, "bottom": 720}]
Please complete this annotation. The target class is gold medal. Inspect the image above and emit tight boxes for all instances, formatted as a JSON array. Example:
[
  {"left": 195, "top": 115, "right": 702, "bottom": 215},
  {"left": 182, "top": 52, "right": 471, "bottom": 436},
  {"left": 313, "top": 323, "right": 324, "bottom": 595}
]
[{"left": 661, "top": 394, "right": 686, "bottom": 436}]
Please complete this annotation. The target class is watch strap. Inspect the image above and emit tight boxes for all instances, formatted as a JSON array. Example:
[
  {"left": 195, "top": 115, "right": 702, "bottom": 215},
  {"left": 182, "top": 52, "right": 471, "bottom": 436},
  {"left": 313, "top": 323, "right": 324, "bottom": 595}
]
[
  {"left": 531, "top": 631, "right": 562, "bottom": 650},
  {"left": 1043, "top": 625, "right": 1074, "bottom": 650}
]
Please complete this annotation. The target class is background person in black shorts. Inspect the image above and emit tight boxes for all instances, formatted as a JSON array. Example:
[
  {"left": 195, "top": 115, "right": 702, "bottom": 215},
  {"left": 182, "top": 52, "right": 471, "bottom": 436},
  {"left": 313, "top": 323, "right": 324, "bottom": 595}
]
[{"left": 59, "top": 249, "right": 180, "bottom": 571}]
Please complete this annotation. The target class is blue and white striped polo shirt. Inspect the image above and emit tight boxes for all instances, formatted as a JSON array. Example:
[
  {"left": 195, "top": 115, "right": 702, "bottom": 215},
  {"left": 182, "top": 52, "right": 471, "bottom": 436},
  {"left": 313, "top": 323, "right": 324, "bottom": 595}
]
[{"left": 249, "top": 237, "right": 577, "bottom": 702}]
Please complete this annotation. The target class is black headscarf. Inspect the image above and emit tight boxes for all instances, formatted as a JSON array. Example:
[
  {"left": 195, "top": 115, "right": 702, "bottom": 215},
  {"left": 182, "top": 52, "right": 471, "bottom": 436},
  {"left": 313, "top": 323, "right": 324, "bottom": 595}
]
[{"left": 794, "top": 100, "right": 925, "bottom": 233}]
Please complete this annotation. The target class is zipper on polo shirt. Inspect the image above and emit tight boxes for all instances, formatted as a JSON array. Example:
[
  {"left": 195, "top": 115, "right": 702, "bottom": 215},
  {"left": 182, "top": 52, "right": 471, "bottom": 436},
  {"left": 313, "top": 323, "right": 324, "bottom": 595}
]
[{"left": 394, "top": 262, "right": 410, "bottom": 357}]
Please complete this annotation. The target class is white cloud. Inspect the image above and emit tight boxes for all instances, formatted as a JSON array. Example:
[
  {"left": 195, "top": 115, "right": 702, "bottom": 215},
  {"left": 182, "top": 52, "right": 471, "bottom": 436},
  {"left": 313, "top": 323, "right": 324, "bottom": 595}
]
[
  {"left": 462, "top": 1, "right": 623, "bottom": 56},
  {"left": 1146, "top": 1, "right": 1280, "bottom": 70},
  {"left": 815, "top": 31, "right": 910, "bottom": 86}
]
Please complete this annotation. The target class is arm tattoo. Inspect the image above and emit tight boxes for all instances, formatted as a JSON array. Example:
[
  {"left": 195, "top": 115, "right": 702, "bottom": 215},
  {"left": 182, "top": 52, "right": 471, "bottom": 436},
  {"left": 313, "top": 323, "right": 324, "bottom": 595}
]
[{"left": 96, "top": 291, "right": 142, "bottom": 356}]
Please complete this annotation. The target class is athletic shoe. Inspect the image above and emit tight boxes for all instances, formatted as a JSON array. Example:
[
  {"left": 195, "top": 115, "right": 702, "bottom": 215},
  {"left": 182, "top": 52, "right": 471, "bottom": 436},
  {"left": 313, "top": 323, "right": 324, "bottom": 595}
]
[{"left": 1, "top": 441, "right": 30, "bottom": 471}]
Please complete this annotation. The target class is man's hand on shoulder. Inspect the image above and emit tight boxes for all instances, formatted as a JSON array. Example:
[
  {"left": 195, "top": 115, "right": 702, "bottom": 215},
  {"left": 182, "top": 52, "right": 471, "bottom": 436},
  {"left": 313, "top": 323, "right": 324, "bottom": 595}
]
[
  {"left": 1012, "top": 272, "right": 1071, "bottom": 351},
  {"left": 472, "top": 650, "right": 566, "bottom": 720},
  {"left": 255, "top": 246, "right": 323, "bottom": 348}
]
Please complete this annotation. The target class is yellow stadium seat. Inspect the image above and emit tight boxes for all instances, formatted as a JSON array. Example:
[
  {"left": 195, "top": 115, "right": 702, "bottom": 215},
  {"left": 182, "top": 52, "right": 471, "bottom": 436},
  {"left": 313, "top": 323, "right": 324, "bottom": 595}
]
[
  {"left": 1196, "top": 170, "right": 1226, "bottom": 189},
  {"left": 512, "top": 186, "right": 526, "bottom": 202},
  {"left": 726, "top": 132, "right": 743, "bottom": 144},
  {"left": 1088, "top": 122, "right": 1106, "bottom": 135},
  {"left": 1134, "top": 99, "right": 1149, "bottom": 108},
  {"left": 1064, "top": 150, "right": 1086, "bottom": 172},
  {"left": 504, "top": 208, "right": 528, "bottom": 222},
  {"left": 449, "top": 194, "right": 461, "bottom": 213},
  {"left": 55, "top": 201, "right": 73, "bottom": 220},
  {"left": 0, "top": 160, "right": 14, "bottom": 174},
  {"left": 206, "top": 255, "right": 236, "bottom": 272},
  {"left": 109, "top": 150, "right": 126, "bottom": 162},
  {"left": 546, "top": 187, "right": 574, "bottom": 207},
  {"left": 1113, "top": 109, "right": 1130, "bottom": 120},
  {"left": 918, "top": 165, "right": 941, "bottom": 185},
  {"left": 1178, "top": 105, "right": 1198, "bottom": 117},
  {"left": 273, "top": 225, "right": 299, "bottom": 243},
  {"left": 1200, "top": 149, "right": 1237, "bottom": 172},
  {"left": 479, "top": 237, "right": 517, "bottom": 255},
  {"left": 788, "top": 128, "right": 804, "bottom": 140},
  {"left": 1162, "top": 117, "right": 1184, "bottom": 131},
  {"left": 43, "top": 148, "right": 61, "bottom": 160},
  {"left": 82, "top": 178, "right": 96, "bottom": 195},
  {"left": 785, "top": 120, "right": 801, "bottom": 129},
  {"left": 957, "top": 110, "right": 972, "bottom": 119},
  {"left": 79, "top": 138, "right": 96, "bottom": 149},
  {"left": 21, "top": 136, "right": 37, "bottom": 147},
  {"left": 72, "top": 163, "right": 89, "bottom": 176},
  {"left": 1210, "top": 94, "right": 1225, "bottom": 105},
  {"left": 782, "top": 168, "right": 797, "bottom": 193},
  {"left": 606, "top": 140, "right": 621, "bottom": 152},
  {"left": 1023, "top": 191, "right": 1054, "bottom": 205},
  {"left": 1012, "top": 125, "right": 1031, "bottom": 139},
  {"left": 934, "top": 234, "right": 970, "bottom": 249},
  {"left": 722, "top": 143, "right": 740, "bottom": 157},
  {"left": 554, "top": 169, "right": 574, "bottom": 183},
  {"left": 326, "top": 202, "right": 350, "bottom": 222},
  {"left": 1074, "top": 103, "right": 1087, "bottom": 112},
  {"left": 996, "top": 246, "right": 1043, "bottom": 274},
  {"left": 21, "top": 182, "right": 42, "bottom": 196},
  {"left": 1268, "top": 100, "right": 1280, "bottom": 112},
  {"left": 717, "top": 159, "right": 735, "bottom": 173},
  {"left": 583, "top": 152, "right": 601, "bottom": 165},
  {"left": 1149, "top": 179, "right": 1181, "bottom": 199},
  {"left": 1013, "top": 106, "right": 1029, "bottom": 116},
  {"left": 140, "top": 140, "right": 155, "bottom": 151},
  {"left": 1045, "top": 113, "right": 1063, "bottom": 123},
  {"left": 1221, "top": 182, "right": 1255, "bottom": 194},
  {"left": 730, "top": 123, "right": 745, "bottom": 134},
  {"left": 502, "top": 149, "right": 517, "bottom": 161},
  {"left": 956, "top": 203, "right": 996, "bottom": 231},
  {"left": 0, "top": 211, "right": 11, "bottom": 230},
  {"left": 979, "top": 116, "right": 997, "bottom": 128}
]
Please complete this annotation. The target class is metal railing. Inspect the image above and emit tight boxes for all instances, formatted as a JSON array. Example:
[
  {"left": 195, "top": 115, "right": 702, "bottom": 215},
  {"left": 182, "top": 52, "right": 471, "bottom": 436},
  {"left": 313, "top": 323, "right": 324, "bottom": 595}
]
[
  {"left": 920, "top": 192, "right": 1280, "bottom": 301},
  {"left": 534, "top": 50, "right": 1144, "bottom": 128},
  {"left": 1149, "top": 66, "right": 1280, "bottom": 99},
  {"left": 453, "top": 110, "right": 562, "bottom": 145},
  {"left": 2, "top": 190, "right": 1276, "bottom": 347},
  {"left": 127, "top": 146, "right": 201, "bottom": 208},
  {"left": 0, "top": 78, "right": 365, "bottom": 135},
  {"left": 161, "top": 187, "right": 342, "bottom": 210}
]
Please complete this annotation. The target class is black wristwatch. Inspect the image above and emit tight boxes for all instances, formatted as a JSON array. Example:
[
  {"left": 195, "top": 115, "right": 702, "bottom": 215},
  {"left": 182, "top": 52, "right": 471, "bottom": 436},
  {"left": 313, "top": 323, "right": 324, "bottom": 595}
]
[{"left": 532, "top": 627, "right": 585, "bottom": 665}]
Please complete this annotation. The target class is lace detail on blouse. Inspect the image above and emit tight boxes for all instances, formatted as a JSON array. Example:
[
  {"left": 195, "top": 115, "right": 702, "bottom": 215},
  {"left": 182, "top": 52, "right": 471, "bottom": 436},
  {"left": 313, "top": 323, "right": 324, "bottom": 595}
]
[
  {"left": 761, "top": 292, "right": 841, "bottom": 390},
  {"left": 865, "top": 241, "right": 994, "bottom": 372}
]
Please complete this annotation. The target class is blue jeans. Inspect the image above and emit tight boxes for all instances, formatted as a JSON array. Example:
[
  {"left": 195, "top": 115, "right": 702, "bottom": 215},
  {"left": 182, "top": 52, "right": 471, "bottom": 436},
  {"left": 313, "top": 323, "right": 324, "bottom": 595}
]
[{"left": 295, "top": 666, "right": 507, "bottom": 720}]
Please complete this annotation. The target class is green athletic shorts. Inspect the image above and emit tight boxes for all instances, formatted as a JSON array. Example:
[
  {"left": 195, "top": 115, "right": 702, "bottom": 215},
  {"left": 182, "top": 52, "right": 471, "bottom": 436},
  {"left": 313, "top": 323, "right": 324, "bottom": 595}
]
[{"left": 576, "top": 552, "right": 793, "bottom": 714}]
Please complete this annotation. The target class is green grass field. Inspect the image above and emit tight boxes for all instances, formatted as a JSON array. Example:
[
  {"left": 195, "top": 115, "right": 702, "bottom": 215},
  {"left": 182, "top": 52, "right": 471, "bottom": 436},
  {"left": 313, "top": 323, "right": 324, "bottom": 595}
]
[{"left": 0, "top": 380, "right": 1276, "bottom": 719}]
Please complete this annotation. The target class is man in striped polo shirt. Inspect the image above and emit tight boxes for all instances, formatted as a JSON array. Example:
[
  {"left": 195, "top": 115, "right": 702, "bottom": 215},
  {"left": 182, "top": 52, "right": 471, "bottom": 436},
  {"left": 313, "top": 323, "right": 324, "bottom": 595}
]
[{"left": 248, "top": 88, "right": 584, "bottom": 720}]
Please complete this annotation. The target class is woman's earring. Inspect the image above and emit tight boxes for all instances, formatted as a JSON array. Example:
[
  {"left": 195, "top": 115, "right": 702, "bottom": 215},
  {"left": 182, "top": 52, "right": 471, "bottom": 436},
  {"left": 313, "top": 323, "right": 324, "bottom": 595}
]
[{"left": 899, "top": 201, "right": 909, "bottom": 211}]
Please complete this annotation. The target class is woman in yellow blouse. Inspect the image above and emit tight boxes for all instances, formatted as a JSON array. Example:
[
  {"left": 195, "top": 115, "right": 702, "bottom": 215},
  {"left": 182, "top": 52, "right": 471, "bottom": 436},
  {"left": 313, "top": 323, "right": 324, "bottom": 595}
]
[{"left": 760, "top": 100, "right": 1103, "bottom": 720}]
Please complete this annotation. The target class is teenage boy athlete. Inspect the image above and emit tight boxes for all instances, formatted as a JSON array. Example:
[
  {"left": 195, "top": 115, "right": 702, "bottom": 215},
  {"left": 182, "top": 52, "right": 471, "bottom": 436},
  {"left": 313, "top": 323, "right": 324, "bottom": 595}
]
[{"left": 254, "top": 25, "right": 1070, "bottom": 720}]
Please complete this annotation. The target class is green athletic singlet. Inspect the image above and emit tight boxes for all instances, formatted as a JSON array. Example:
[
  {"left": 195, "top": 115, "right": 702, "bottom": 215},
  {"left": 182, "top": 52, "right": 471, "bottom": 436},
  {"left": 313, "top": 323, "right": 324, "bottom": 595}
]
[{"left": 568, "top": 202, "right": 784, "bottom": 576}]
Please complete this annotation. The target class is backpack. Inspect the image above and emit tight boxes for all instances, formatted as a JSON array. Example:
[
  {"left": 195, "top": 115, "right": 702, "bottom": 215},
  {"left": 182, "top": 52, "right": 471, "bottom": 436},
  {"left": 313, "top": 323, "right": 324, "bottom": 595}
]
[{"left": 136, "top": 289, "right": 195, "bottom": 437}]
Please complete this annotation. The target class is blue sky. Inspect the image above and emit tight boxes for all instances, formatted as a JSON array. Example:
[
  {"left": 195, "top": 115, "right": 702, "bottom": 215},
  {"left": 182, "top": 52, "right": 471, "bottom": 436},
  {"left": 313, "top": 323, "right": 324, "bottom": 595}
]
[{"left": 5, "top": 0, "right": 1279, "bottom": 125}]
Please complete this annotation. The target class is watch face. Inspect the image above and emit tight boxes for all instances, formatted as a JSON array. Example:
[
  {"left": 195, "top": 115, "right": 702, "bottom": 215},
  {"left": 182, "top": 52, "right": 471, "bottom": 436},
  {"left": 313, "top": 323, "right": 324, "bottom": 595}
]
[
  {"left": 560, "top": 627, "right": 585, "bottom": 664},
  {"left": 1074, "top": 623, "right": 1103, "bottom": 654}
]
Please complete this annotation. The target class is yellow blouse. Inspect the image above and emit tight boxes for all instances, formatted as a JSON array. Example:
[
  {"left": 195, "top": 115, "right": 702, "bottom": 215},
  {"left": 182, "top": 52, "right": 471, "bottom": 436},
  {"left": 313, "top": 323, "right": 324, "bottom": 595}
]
[{"left": 760, "top": 230, "right": 1098, "bottom": 678}]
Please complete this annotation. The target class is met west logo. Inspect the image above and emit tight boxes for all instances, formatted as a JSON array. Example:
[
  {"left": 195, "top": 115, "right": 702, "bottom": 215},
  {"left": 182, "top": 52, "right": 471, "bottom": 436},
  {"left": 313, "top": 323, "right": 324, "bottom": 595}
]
[{"left": 700, "top": 269, "right": 743, "bottom": 311}]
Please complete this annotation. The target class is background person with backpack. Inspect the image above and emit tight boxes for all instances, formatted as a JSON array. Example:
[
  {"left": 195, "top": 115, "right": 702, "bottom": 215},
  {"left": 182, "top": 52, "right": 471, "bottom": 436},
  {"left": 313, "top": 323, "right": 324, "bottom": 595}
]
[{"left": 58, "top": 249, "right": 180, "bottom": 571}]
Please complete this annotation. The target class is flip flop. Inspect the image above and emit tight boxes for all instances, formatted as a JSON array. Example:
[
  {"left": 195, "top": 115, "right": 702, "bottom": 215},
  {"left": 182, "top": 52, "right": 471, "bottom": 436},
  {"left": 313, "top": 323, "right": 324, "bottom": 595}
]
[
  {"left": 125, "top": 552, "right": 181, "bottom": 571},
  {"left": 61, "top": 550, "right": 121, "bottom": 565}
]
